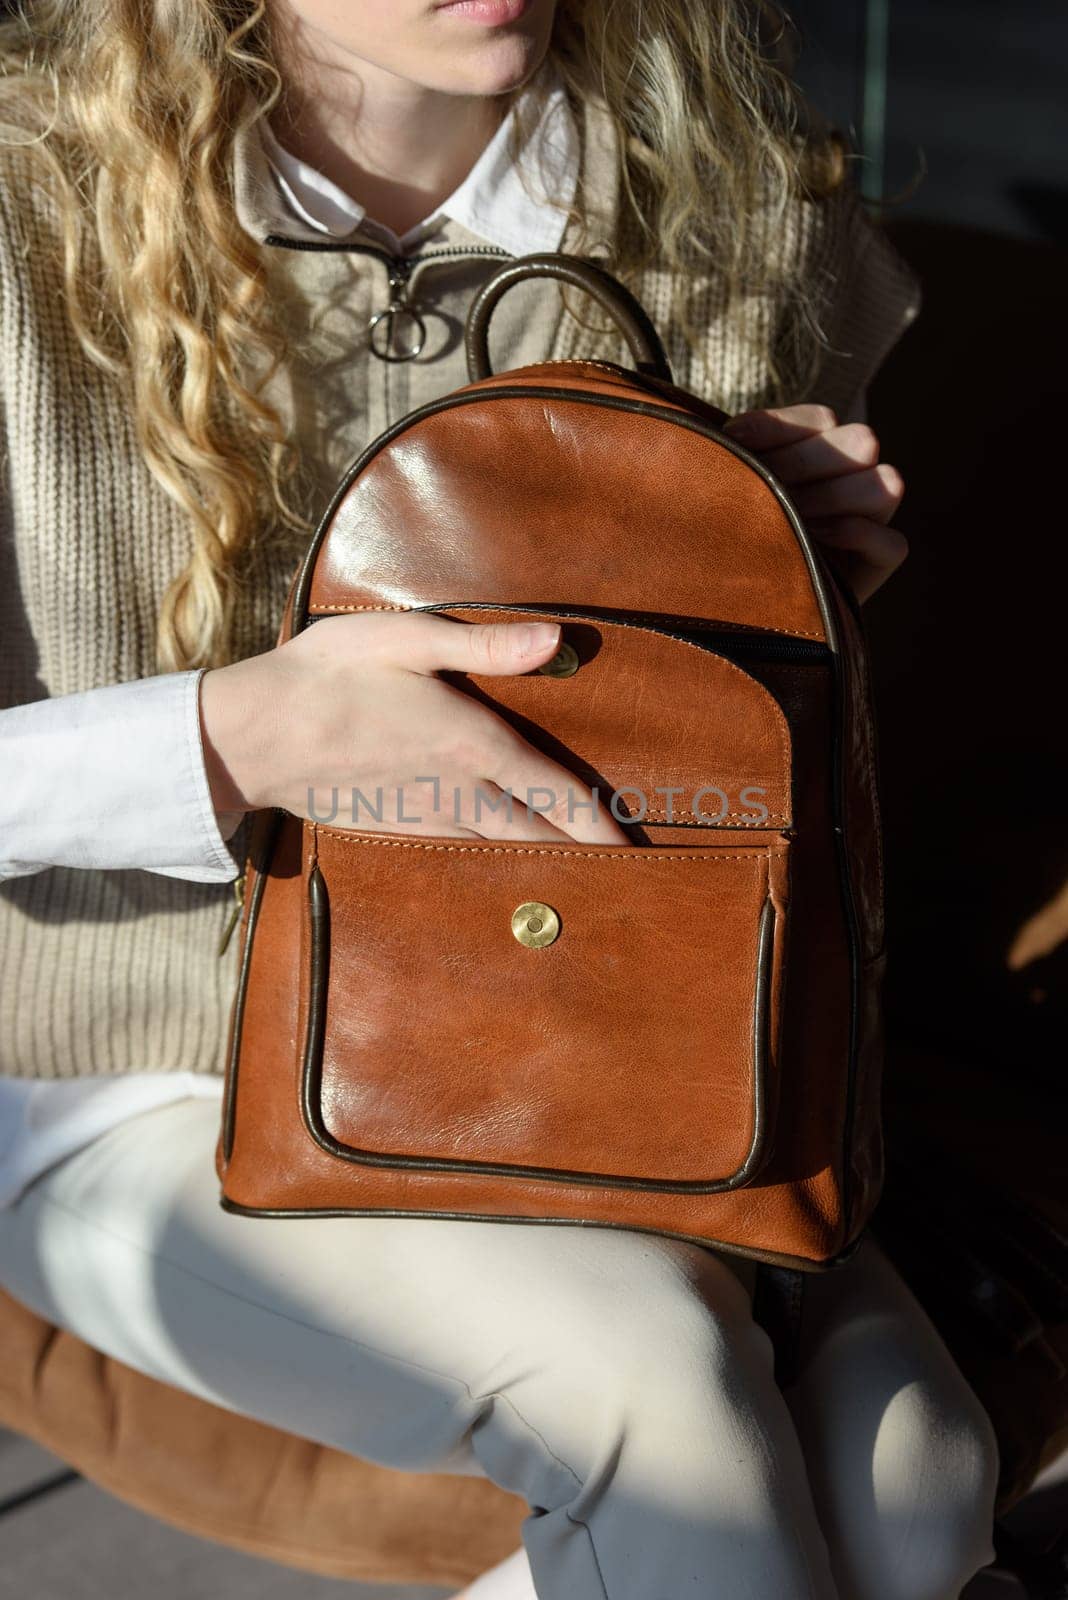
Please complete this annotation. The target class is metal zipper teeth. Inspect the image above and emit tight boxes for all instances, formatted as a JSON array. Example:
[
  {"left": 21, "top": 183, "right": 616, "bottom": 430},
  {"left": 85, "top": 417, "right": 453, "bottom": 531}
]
[
  {"left": 263, "top": 234, "right": 515, "bottom": 363},
  {"left": 660, "top": 627, "right": 829, "bottom": 664},
  {"left": 422, "top": 601, "right": 831, "bottom": 663},
  {"left": 305, "top": 609, "right": 830, "bottom": 665},
  {"left": 262, "top": 233, "right": 513, "bottom": 272}
]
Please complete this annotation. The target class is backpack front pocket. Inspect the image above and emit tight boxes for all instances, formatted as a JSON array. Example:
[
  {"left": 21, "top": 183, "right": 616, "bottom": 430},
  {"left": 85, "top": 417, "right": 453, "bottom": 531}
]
[{"left": 299, "top": 825, "right": 789, "bottom": 1192}]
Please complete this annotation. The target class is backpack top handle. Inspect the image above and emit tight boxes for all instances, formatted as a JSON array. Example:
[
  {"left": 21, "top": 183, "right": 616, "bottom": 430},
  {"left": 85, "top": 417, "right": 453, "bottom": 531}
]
[{"left": 464, "top": 252, "right": 674, "bottom": 385}]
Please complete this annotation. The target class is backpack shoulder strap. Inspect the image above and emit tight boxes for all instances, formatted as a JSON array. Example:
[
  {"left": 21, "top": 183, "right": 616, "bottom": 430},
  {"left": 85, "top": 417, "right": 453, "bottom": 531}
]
[{"left": 751, "top": 1263, "right": 807, "bottom": 1389}]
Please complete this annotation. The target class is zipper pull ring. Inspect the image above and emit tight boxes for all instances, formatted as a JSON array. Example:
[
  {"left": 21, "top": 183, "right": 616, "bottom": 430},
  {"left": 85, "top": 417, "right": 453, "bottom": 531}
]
[
  {"left": 368, "top": 258, "right": 427, "bottom": 363},
  {"left": 218, "top": 872, "right": 247, "bottom": 958}
]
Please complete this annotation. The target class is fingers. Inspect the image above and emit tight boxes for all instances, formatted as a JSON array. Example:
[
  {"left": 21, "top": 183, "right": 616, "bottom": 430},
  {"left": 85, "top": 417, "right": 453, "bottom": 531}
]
[
  {"left": 399, "top": 612, "right": 563, "bottom": 677},
  {"left": 308, "top": 766, "right": 625, "bottom": 845},
  {"left": 808, "top": 516, "right": 909, "bottom": 603},
  {"left": 723, "top": 405, "right": 839, "bottom": 450},
  {"left": 447, "top": 780, "right": 613, "bottom": 845},
  {"left": 754, "top": 423, "right": 881, "bottom": 486},
  {"left": 790, "top": 463, "right": 904, "bottom": 524},
  {"left": 809, "top": 516, "right": 909, "bottom": 569},
  {"left": 429, "top": 781, "right": 587, "bottom": 844},
  {"left": 358, "top": 759, "right": 631, "bottom": 846},
  {"left": 481, "top": 723, "right": 631, "bottom": 846},
  {"left": 335, "top": 685, "right": 633, "bottom": 846},
  {"left": 377, "top": 614, "right": 632, "bottom": 844},
  {"left": 724, "top": 408, "right": 905, "bottom": 523}
]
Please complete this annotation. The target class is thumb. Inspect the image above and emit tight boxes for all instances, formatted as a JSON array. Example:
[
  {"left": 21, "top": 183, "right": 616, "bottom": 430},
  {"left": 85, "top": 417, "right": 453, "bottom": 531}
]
[{"left": 406, "top": 615, "right": 562, "bottom": 677}]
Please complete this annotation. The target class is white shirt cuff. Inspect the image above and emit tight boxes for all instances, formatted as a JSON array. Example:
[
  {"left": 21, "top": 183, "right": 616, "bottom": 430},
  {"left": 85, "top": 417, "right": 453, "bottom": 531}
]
[{"left": 0, "top": 670, "right": 242, "bottom": 882}]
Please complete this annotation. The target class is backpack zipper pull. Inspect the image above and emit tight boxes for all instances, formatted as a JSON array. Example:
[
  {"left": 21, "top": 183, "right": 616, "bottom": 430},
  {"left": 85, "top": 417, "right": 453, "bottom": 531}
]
[
  {"left": 218, "top": 872, "right": 247, "bottom": 958},
  {"left": 368, "top": 256, "right": 427, "bottom": 363}
]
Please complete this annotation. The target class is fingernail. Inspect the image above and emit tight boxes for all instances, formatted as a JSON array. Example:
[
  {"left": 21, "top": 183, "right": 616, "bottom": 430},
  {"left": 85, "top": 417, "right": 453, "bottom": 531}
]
[{"left": 523, "top": 622, "right": 561, "bottom": 652}]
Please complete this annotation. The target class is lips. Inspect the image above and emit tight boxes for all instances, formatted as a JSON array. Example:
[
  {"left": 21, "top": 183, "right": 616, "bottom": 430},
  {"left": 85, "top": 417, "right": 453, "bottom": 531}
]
[{"left": 434, "top": 0, "right": 533, "bottom": 24}]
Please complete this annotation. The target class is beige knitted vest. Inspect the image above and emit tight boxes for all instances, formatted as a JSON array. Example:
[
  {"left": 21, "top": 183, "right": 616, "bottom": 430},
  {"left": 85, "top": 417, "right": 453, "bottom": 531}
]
[{"left": 0, "top": 94, "right": 920, "bottom": 1079}]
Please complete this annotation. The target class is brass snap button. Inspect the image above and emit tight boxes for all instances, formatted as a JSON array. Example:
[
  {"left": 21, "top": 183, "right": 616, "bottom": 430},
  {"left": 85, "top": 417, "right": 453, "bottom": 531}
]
[
  {"left": 511, "top": 901, "right": 561, "bottom": 948},
  {"left": 537, "top": 640, "right": 579, "bottom": 679}
]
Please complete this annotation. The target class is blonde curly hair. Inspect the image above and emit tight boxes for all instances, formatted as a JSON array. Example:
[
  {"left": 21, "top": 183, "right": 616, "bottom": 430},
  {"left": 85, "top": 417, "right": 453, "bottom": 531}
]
[{"left": 0, "top": 0, "right": 847, "bottom": 672}]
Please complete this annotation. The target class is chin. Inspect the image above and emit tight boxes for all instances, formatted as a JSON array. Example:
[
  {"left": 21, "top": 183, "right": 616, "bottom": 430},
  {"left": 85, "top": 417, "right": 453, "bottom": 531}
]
[
  {"left": 462, "top": 50, "right": 547, "bottom": 96},
  {"left": 426, "top": 1, "right": 554, "bottom": 96},
  {"left": 426, "top": 38, "right": 548, "bottom": 97}
]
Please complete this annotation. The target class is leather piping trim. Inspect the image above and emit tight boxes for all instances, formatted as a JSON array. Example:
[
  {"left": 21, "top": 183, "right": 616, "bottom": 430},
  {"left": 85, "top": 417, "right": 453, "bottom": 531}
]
[
  {"left": 218, "top": 1196, "right": 871, "bottom": 1276},
  {"left": 288, "top": 386, "right": 840, "bottom": 652},
  {"left": 298, "top": 868, "right": 776, "bottom": 1194},
  {"left": 221, "top": 808, "right": 284, "bottom": 1161},
  {"left": 824, "top": 566, "right": 866, "bottom": 1246}
]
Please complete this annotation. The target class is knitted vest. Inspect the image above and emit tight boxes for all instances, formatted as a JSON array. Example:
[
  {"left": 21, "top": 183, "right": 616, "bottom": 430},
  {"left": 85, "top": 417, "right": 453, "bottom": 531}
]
[{"left": 0, "top": 95, "right": 920, "bottom": 1079}]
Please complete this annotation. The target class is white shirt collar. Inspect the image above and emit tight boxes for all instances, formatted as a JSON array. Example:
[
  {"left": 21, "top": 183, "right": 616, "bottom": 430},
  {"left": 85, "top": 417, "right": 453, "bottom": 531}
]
[{"left": 258, "top": 64, "right": 579, "bottom": 258}]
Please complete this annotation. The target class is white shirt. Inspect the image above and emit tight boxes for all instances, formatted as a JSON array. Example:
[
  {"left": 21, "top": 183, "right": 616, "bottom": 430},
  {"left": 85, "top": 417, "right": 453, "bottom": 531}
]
[
  {"left": 258, "top": 70, "right": 578, "bottom": 257},
  {"left": 0, "top": 71, "right": 578, "bottom": 1208}
]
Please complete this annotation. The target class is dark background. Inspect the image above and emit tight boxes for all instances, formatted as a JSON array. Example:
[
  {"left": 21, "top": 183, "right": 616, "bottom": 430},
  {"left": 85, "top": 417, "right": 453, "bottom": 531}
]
[
  {"left": 789, "top": 0, "right": 1067, "bottom": 1074},
  {"left": 795, "top": 0, "right": 1068, "bottom": 243},
  {"left": 794, "top": 6, "right": 1067, "bottom": 1541}
]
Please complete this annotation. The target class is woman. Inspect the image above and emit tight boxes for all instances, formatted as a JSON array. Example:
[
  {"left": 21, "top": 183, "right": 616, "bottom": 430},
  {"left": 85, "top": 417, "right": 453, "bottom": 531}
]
[{"left": 0, "top": 2, "right": 1000, "bottom": 1597}]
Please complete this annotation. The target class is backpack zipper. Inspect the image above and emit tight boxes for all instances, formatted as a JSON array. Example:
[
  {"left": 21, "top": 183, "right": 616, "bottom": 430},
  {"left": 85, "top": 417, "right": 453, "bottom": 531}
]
[
  {"left": 660, "top": 625, "right": 830, "bottom": 664},
  {"left": 217, "top": 870, "right": 247, "bottom": 958},
  {"left": 305, "top": 607, "right": 830, "bottom": 665}
]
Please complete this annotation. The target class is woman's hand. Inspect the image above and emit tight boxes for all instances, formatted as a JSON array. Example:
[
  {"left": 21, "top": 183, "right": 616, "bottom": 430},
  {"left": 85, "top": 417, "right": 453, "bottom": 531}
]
[
  {"left": 722, "top": 405, "right": 908, "bottom": 605},
  {"left": 199, "top": 612, "right": 630, "bottom": 845}
]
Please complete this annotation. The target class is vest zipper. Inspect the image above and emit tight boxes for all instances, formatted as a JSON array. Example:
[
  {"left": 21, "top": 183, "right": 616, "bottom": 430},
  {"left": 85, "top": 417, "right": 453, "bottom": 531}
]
[
  {"left": 262, "top": 234, "right": 514, "bottom": 351},
  {"left": 263, "top": 235, "right": 514, "bottom": 267}
]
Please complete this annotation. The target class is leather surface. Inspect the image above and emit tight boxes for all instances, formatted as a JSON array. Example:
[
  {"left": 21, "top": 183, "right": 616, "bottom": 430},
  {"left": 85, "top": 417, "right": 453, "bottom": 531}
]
[
  {"left": 313, "top": 825, "right": 788, "bottom": 1184},
  {"left": 219, "top": 346, "right": 885, "bottom": 1270},
  {"left": 308, "top": 375, "right": 829, "bottom": 641}
]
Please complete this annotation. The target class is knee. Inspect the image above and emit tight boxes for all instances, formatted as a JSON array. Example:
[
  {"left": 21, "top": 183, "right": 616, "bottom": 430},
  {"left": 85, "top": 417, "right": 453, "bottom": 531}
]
[
  {"left": 873, "top": 1378, "right": 1001, "bottom": 1600},
  {"left": 531, "top": 1240, "right": 768, "bottom": 1453}
]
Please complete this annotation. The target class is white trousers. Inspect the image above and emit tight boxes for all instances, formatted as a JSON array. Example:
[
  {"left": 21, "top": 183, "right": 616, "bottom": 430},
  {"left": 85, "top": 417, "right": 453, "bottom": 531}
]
[{"left": 0, "top": 1098, "right": 999, "bottom": 1600}]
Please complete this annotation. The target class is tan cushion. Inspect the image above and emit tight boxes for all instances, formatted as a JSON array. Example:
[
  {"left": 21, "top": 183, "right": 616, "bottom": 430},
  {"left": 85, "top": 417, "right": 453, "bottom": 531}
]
[{"left": 0, "top": 1287, "right": 526, "bottom": 1587}]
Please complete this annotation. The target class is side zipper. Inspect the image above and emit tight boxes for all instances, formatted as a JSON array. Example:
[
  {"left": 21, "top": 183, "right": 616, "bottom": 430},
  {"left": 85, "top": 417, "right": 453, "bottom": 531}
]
[{"left": 218, "top": 872, "right": 247, "bottom": 958}]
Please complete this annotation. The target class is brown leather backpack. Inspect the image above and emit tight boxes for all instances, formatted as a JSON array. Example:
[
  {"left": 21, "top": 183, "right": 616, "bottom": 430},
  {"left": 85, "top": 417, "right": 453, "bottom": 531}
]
[{"left": 217, "top": 255, "right": 888, "bottom": 1275}]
